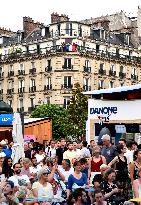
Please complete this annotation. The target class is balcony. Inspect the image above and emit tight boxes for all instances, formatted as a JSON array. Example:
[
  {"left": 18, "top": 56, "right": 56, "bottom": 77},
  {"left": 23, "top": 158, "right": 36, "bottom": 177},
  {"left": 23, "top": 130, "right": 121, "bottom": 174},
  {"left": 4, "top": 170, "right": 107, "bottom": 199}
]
[
  {"left": 7, "top": 88, "right": 14, "bottom": 95},
  {"left": 83, "top": 85, "right": 91, "bottom": 91},
  {"left": 29, "top": 86, "right": 36, "bottom": 93},
  {"left": 119, "top": 72, "right": 126, "bottom": 79},
  {"left": 62, "top": 65, "right": 73, "bottom": 70},
  {"left": 131, "top": 74, "right": 138, "bottom": 80},
  {"left": 0, "top": 89, "right": 3, "bottom": 95},
  {"left": 45, "top": 66, "right": 52, "bottom": 72},
  {"left": 99, "top": 69, "right": 106, "bottom": 75},
  {"left": 62, "top": 84, "right": 73, "bottom": 89},
  {"left": 83, "top": 66, "right": 91, "bottom": 73},
  {"left": 18, "top": 87, "right": 25, "bottom": 93},
  {"left": 109, "top": 70, "right": 116, "bottom": 76},
  {"left": 28, "top": 107, "right": 35, "bottom": 113},
  {"left": 17, "top": 107, "right": 24, "bottom": 113},
  {"left": 8, "top": 71, "right": 14, "bottom": 77},
  {"left": 18, "top": 70, "right": 25, "bottom": 75},
  {"left": 29, "top": 68, "right": 36, "bottom": 75},
  {"left": 44, "top": 85, "right": 52, "bottom": 91}
]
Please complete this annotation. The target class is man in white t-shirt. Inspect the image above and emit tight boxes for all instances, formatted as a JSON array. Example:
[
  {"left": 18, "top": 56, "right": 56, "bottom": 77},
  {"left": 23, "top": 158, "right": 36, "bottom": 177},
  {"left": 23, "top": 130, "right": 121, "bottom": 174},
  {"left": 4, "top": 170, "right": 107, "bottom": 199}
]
[
  {"left": 8, "top": 163, "right": 30, "bottom": 187},
  {"left": 30, "top": 157, "right": 42, "bottom": 175},
  {"left": 45, "top": 140, "right": 56, "bottom": 158},
  {"left": 58, "top": 159, "right": 74, "bottom": 182}
]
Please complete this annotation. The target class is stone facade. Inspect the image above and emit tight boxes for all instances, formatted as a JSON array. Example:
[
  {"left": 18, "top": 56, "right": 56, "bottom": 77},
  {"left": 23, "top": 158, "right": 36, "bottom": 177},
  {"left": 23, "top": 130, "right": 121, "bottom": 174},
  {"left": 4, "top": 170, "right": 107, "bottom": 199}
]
[{"left": 0, "top": 15, "right": 141, "bottom": 115}]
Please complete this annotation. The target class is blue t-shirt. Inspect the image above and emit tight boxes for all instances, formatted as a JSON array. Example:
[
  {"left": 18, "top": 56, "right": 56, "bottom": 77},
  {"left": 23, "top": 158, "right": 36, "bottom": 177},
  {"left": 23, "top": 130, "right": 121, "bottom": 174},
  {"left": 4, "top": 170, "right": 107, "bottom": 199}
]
[
  {"left": 67, "top": 173, "right": 88, "bottom": 190},
  {"left": 81, "top": 166, "right": 89, "bottom": 178}
]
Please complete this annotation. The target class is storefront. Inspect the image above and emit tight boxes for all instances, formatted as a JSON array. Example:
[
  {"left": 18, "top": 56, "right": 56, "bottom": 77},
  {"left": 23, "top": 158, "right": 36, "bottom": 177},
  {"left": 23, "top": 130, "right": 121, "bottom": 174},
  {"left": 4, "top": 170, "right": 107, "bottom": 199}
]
[{"left": 84, "top": 84, "right": 141, "bottom": 144}]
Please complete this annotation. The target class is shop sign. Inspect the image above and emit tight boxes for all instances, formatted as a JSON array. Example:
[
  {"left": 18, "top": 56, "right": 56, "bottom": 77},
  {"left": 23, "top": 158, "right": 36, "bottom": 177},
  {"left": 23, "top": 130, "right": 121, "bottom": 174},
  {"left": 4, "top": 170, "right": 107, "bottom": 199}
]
[{"left": 0, "top": 114, "right": 13, "bottom": 125}]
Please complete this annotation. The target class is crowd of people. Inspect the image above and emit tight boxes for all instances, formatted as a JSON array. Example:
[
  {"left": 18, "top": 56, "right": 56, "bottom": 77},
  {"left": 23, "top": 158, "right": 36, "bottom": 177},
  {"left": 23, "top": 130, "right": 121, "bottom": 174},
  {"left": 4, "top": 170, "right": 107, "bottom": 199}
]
[{"left": 0, "top": 135, "right": 140, "bottom": 205}]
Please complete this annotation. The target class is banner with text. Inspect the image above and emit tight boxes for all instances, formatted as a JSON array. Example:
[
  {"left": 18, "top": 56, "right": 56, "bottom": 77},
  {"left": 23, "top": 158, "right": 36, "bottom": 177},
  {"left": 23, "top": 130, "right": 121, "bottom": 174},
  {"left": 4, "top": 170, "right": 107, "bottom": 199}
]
[{"left": 88, "top": 99, "right": 141, "bottom": 121}]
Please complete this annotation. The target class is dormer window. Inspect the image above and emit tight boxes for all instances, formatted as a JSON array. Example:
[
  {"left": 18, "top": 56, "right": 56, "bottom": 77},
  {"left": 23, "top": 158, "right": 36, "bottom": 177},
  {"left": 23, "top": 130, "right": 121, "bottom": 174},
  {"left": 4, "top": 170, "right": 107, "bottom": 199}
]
[{"left": 125, "top": 34, "right": 130, "bottom": 45}]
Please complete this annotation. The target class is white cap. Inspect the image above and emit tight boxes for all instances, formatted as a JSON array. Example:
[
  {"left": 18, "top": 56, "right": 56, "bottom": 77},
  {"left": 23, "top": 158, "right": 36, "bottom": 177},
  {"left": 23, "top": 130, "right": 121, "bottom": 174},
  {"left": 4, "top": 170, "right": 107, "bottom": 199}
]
[
  {"left": 0, "top": 152, "right": 6, "bottom": 158},
  {"left": 0, "top": 140, "right": 7, "bottom": 145},
  {"left": 101, "top": 134, "right": 110, "bottom": 141}
]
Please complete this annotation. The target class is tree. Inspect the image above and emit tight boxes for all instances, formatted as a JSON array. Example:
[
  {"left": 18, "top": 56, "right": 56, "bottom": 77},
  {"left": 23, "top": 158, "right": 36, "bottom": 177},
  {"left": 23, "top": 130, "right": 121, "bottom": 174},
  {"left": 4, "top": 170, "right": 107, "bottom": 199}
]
[
  {"left": 67, "top": 83, "right": 88, "bottom": 140},
  {"left": 31, "top": 104, "right": 71, "bottom": 139}
]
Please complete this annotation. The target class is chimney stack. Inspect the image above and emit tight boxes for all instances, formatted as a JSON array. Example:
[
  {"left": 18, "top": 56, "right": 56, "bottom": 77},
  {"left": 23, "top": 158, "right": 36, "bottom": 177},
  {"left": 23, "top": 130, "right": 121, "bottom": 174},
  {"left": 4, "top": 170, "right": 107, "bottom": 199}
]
[
  {"left": 23, "top": 16, "right": 44, "bottom": 37},
  {"left": 51, "top": 12, "right": 70, "bottom": 23}
]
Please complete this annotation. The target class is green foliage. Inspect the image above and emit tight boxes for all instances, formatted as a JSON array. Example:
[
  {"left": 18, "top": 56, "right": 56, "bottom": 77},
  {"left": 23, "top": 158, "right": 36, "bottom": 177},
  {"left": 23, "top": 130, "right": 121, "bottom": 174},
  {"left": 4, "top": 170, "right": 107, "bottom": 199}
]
[
  {"left": 31, "top": 104, "right": 70, "bottom": 139},
  {"left": 67, "top": 83, "right": 88, "bottom": 140},
  {"left": 31, "top": 83, "right": 88, "bottom": 140}
]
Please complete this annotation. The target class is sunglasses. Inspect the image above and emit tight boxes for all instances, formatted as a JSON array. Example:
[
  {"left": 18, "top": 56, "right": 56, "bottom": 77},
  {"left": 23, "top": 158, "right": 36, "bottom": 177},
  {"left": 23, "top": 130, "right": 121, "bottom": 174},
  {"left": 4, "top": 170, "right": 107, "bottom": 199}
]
[{"left": 42, "top": 173, "right": 48, "bottom": 176}]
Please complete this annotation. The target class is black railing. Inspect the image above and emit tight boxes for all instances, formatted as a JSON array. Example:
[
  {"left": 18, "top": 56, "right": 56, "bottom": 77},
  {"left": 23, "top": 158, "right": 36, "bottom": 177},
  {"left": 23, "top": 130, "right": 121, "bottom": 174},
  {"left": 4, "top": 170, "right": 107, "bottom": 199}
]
[
  {"left": 18, "top": 87, "right": 25, "bottom": 93},
  {"left": 61, "top": 84, "right": 73, "bottom": 89},
  {"left": 7, "top": 88, "right": 14, "bottom": 95},
  {"left": 29, "top": 68, "right": 36, "bottom": 74},
  {"left": 29, "top": 86, "right": 36, "bottom": 93},
  {"left": 0, "top": 89, "right": 3, "bottom": 94},
  {"left": 18, "top": 70, "right": 25, "bottom": 75},
  {"left": 109, "top": 70, "right": 116, "bottom": 76},
  {"left": 8, "top": 71, "right": 14, "bottom": 77},
  {"left": 99, "top": 69, "right": 106, "bottom": 75},
  {"left": 44, "top": 85, "right": 52, "bottom": 90},
  {"left": 83, "top": 85, "right": 91, "bottom": 91},
  {"left": 0, "top": 45, "right": 141, "bottom": 65},
  {"left": 62, "top": 65, "right": 73, "bottom": 70},
  {"left": 17, "top": 107, "right": 24, "bottom": 112},
  {"left": 83, "top": 66, "right": 91, "bottom": 72},
  {"left": 119, "top": 72, "right": 126, "bottom": 79},
  {"left": 131, "top": 74, "right": 138, "bottom": 80},
  {"left": 45, "top": 66, "right": 52, "bottom": 72}
]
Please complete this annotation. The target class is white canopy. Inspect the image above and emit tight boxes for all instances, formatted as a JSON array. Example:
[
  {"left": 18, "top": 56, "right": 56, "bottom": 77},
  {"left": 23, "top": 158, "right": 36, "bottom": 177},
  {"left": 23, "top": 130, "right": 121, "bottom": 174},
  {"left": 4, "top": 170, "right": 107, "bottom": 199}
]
[{"left": 83, "top": 84, "right": 141, "bottom": 95}]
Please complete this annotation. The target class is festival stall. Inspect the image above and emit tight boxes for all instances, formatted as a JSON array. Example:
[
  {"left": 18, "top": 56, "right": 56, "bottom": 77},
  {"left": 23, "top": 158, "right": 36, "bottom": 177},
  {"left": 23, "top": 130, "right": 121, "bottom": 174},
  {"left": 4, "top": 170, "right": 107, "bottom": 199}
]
[{"left": 84, "top": 84, "right": 141, "bottom": 144}]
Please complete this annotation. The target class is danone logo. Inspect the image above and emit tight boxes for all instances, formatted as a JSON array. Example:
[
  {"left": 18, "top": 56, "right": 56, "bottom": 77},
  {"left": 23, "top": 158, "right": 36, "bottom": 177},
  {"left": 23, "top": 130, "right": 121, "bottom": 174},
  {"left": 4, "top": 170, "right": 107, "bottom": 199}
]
[
  {"left": 90, "top": 107, "right": 118, "bottom": 124},
  {"left": 90, "top": 107, "right": 118, "bottom": 115}
]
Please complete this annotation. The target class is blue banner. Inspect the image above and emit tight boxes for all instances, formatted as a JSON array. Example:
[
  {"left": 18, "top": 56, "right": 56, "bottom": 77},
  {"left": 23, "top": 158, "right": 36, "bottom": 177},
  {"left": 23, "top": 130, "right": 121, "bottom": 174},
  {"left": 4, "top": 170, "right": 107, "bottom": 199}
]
[{"left": 0, "top": 114, "right": 13, "bottom": 126}]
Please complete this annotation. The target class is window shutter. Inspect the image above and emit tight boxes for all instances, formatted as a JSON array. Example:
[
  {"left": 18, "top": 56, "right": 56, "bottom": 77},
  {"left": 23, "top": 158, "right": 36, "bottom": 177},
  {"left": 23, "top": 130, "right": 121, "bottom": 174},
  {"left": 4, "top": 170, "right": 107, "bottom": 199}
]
[
  {"left": 68, "top": 76, "right": 71, "bottom": 87},
  {"left": 68, "top": 59, "right": 71, "bottom": 68},
  {"left": 64, "top": 76, "right": 67, "bottom": 86}
]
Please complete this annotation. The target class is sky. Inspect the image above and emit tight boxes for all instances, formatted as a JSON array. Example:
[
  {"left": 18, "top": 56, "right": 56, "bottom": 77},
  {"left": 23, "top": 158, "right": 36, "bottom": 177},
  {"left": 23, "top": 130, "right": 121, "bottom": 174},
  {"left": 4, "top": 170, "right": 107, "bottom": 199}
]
[{"left": 0, "top": 0, "right": 141, "bottom": 31}]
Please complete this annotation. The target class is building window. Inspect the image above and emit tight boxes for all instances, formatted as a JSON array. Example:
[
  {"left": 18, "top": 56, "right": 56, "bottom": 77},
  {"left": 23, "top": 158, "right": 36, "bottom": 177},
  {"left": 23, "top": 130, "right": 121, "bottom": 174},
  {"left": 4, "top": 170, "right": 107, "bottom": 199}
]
[
  {"left": 29, "top": 79, "right": 36, "bottom": 92},
  {"left": 64, "top": 97, "right": 70, "bottom": 109},
  {"left": 18, "top": 99, "right": 23, "bottom": 109},
  {"left": 30, "top": 79, "right": 35, "bottom": 88},
  {"left": 100, "top": 63, "right": 104, "bottom": 70},
  {"left": 63, "top": 58, "right": 72, "bottom": 69},
  {"left": 31, "top": 62, "right": 35, "bottom": 69},
  {"left": 66, "top": 23, "right": 72, "bottom": 36},
  {"left": 18, "top": 80, "right": 24, "bottom": 93},
  {"left": 83, "top": 78, "right": 91, "bottom": 91},
  {"left": 9, "top": 64, "right": 13, "bottom": 71},
  {"left": 19, "top": 63, "right": 24, "bottom": 71},
  {"left": 120, "top": 65, "right": 124, "bottom": 73},
  {"left": 44, "top": 97, "right": 50, "bottom": 104},
  {"left": 30, "top": 98, "right": 34, "bottom": 108},
  {"left": 98, "top": 80, "right": 104, "bottom": 89},
  {"left": 45, "top": 77, "right": 52, "bottom": 90},
  {"left": 8, "top": 81, "right": 13, "bottom": 89},
  {"left": 109, "top": 81, "right": 114, "bottom": 88},
  {"left": 64, "top": 76, "right": 72, "bottom": 89},
  {"left": 132, "top": 67, "right": 137, "bottom": 75},
  {"left": 110, "top": 64, "right": 115, "bottom": 72}
]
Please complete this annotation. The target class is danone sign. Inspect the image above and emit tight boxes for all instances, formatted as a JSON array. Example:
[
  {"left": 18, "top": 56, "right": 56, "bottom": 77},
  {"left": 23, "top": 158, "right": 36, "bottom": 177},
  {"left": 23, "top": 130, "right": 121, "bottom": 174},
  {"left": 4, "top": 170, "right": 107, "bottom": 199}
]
[{"left": 88, "top": 99, "right": 141, "bottom": 121}]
